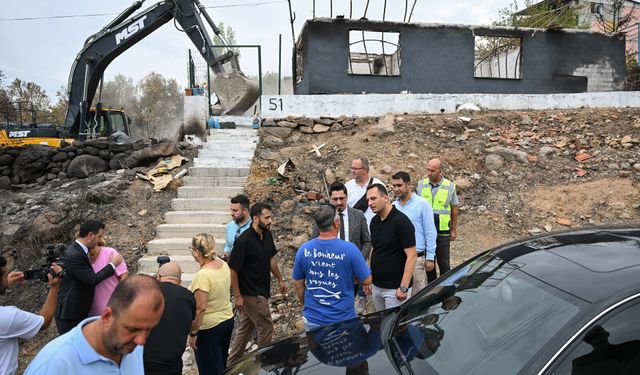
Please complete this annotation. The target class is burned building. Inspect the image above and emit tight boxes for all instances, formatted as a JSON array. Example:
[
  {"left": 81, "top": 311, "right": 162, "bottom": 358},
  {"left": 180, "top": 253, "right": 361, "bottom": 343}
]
[{"left": 294, "top": 18, "right": 626, "bottom": 95}]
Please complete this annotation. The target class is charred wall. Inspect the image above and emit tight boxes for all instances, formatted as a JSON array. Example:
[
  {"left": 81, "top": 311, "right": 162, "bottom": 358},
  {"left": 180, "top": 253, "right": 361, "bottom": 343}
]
[{"left": 294, "top": 19, "right": 626, "bottom": 95}]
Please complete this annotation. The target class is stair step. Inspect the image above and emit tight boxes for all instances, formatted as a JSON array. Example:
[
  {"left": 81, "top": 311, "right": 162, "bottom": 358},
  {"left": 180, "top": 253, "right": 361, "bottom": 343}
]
[
  {"left": 189, "top": 167, "right": 250, "bottom": 177},
  {"left": 165, "top": 211, "right": 230, "bottom": 224},
  {"left": 147, "top": 237, "right": 226, "bottom": 255},
  {"left": 177, "top": 186, "right": 244, "bottom": 199},
  {"left": 138, "top": 255, "right": 202, "bottom": 275},
  {"left": 193, "top": 156, "right": 253, "bottom": 168},
  {"left": 182, "top": 176, "right": 247, "bottom": 187},
  {"left": 156, "top": 223, "right": 227, "bottom": 238},
  {"left": 172, "top": 198, "right": 230, "bottom": 211},
  {"left": 196, "top": 151, "right": 256, "bottom": 159}
]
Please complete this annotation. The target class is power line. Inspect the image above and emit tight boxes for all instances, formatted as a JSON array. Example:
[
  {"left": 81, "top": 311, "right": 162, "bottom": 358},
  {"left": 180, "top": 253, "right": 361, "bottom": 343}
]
[{"left": 0, "top": 0, "right": 287, "bottom": 22}]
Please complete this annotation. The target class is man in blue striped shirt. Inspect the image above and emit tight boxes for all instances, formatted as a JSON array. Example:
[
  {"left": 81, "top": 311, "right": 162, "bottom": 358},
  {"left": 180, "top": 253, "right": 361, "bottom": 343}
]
[{"left": 391, "top": 171, "right": 437, "bottom": 295}]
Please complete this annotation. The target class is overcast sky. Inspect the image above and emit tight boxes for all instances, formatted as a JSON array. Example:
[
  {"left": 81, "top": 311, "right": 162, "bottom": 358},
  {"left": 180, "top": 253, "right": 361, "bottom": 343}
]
[{"left": 0, "top": 0, "right": 511, "bottom": 98}]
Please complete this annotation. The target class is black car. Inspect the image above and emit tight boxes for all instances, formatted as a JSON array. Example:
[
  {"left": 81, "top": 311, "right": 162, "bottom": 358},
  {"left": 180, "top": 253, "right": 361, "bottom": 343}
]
[{"left": 224, "top": 227, "right": 640, "bottom": 375}]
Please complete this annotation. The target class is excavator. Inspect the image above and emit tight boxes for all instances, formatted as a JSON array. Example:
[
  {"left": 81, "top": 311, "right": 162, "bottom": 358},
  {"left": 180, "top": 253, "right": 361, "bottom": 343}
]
[{"left": 1, "top": 0, "right": 258, "bottom": 146}]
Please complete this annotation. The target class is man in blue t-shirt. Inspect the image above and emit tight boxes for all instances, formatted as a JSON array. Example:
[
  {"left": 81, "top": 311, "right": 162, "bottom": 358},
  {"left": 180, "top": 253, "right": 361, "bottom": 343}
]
[{"left": 293, "top": 204, "right": 372, "bottom": 330}]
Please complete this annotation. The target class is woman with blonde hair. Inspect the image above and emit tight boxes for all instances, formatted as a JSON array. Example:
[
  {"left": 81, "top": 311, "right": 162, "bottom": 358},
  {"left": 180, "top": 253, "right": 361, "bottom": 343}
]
[
  {"left": 188, "top": 233, "right": 234, "bottom": 375},
  {"left": 88, "top": 237, "right": 128, "bottom": 316}
]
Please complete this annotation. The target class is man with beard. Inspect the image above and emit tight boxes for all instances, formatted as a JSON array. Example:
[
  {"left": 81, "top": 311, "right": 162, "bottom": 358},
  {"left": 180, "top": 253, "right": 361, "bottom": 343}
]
[
  {"left": 366, "top": 184, "right": 417, "bottom": 311},
  {"left": 25, "top": 275, "right": 165, "bottom": 374},
  {"left": 227, "top": 202, "right": 288, "bottom": 364},
  {"left": 223, "top": 195, "right": 252, "bottom": 261}
]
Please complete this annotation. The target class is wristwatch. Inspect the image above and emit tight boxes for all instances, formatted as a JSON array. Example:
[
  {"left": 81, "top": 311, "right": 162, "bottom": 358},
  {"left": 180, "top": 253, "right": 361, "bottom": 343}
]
[{"left": 399, "top": 286, "right": 409, "bottom": 293}]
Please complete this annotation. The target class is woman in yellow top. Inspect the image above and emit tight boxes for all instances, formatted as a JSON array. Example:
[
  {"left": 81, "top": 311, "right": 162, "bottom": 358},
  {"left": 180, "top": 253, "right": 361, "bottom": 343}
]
[{"left": 188, "top": 233, "right": 235, "bottom": 375}]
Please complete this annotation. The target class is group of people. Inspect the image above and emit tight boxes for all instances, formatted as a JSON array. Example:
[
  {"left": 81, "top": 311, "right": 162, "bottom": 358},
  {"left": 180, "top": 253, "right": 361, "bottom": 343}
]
[
  {"left": 0, "top": 156, "right": 459, "bottom": 375},
  {"left": 294, "top": 157, "right": 459, "bottom": 328}
]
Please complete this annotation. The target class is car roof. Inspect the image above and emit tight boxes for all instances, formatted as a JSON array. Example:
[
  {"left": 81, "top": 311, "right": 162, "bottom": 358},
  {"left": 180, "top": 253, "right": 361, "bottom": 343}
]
[{"left": 492, "top": 227, "right": 640, "bottom": 304}]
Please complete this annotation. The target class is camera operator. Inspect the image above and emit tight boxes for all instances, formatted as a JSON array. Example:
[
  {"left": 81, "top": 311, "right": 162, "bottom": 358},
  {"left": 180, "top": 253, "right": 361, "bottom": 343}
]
[{"left": 0, "top": 255, "right": 62, "bottom": 375}]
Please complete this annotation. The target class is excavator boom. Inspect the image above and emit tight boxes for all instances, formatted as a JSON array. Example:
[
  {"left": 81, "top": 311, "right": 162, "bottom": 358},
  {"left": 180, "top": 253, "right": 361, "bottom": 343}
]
[{"left": 64, "top": 0, "right": 259, "bottom": 138}]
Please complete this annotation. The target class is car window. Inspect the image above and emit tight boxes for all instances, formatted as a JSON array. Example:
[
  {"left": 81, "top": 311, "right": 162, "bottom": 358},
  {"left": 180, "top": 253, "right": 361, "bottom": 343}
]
[
  {"left": 392, "top": 255, "right": 584, "bottom": 375},
  {"left": 551, "top": 301, "right": 640, "bottom": 375}
]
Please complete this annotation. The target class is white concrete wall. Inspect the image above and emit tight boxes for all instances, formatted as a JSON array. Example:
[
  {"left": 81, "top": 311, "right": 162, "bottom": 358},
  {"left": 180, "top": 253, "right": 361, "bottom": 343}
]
[
  {"left": 183, "top": 96, "right": 208, "bottom": 130},
  {"left": 260, "top": 92, "right": 640, "bottom": 118}
]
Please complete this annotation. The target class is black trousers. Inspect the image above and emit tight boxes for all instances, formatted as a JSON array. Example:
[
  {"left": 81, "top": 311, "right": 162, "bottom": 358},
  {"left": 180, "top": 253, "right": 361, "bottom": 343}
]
[
  {"left": 195, "top": 316, "right": 235, "bottom": 375},
  {"left": 56, "top": 318, "right": 81, "bottom": 334},
  {"left": 427, "top": 235, "right": 451, "bottom": 283}
]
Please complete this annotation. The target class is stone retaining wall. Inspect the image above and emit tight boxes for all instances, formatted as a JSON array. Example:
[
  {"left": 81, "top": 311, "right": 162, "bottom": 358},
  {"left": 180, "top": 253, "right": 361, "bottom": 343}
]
[
  {"left": 260, "top": 116, "right": 380, "bottom": 145},
  {"left": 0, "top": 139, "right": 183, "bottom": 189}
]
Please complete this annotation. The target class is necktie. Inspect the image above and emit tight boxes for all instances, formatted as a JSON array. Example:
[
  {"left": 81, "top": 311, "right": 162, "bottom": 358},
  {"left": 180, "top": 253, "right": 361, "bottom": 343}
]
[{"left": 339, "top": 212, "right": 345, "bottom": 240}]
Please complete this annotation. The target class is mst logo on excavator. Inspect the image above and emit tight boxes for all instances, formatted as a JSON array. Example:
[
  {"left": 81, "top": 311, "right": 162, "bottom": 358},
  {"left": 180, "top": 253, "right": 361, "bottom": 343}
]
[{"left": 115, "top": 16, "right": 147, "bottom": 45}]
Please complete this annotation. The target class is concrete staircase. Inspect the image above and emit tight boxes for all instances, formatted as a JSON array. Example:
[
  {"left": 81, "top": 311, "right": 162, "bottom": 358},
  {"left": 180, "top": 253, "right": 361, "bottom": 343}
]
[{"left": 139, "top": 128, "right": 258, "bottom": 284}]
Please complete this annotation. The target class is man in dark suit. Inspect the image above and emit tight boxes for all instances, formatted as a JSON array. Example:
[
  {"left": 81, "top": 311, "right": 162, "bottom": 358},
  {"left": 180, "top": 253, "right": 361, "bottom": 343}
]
[
  {"left": 312, "top": 182, "right": 372, "bottom": 313},
  {"left": 55, "top": 219, "right": 123, "bottom": 334}
]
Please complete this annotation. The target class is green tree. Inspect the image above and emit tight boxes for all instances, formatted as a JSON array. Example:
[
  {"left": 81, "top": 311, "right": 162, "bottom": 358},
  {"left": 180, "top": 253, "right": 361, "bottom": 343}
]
[
  {"left": 50, "top": 86, "right": 69, "bottom": 125},
  {"left": 0, "top": 71, "right": 12, "bottom": 123},
  {"left": 7, "top": 78, "right": 50, "bottom": 124},
  {"left": 592, "top": 0, "right": 637, "bottom": 34},
  {"left": 212, "top": 22, "right": 240, "bottom": 61},
  {"left": 136, "top": 72, "right": 184, "bottom": 138},
  {"left": 249, "top": 72, "right": 293, "bottom": 95},
  {"left": 493, "top": 0, "right": 589, "bottom": 29},
  {"left": 92, "top": 74, "right": 138, "bottom": 109}
]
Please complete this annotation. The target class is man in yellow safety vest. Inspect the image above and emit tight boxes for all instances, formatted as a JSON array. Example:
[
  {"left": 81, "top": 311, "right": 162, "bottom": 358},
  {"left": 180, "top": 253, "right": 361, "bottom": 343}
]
[{"left": 416, "top": 159, "right": 459, "bottom": 283}]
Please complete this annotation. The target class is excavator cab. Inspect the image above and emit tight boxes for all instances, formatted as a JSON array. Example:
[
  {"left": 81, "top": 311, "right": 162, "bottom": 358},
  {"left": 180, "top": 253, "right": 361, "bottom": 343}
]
[{"left": 88, "top": 107, "right": 130, "bottom": 138}]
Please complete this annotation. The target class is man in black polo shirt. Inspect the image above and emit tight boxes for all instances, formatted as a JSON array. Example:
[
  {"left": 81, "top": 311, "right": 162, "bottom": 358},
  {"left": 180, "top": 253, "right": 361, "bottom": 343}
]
[
  {"left": 228, "top": 202, "right": 288, "bottom": 364},
  {"left": 366, "top": 183, "right": 417, "bottom": 312},
  {"left": 144, "top": 262, "right": 196, "bottom": 375}
]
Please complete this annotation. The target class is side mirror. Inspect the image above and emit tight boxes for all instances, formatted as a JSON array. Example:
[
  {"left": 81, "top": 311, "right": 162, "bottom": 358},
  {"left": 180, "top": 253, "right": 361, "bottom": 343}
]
[{"left": 127, "top": 116, "right": 132, "bottom": 125}]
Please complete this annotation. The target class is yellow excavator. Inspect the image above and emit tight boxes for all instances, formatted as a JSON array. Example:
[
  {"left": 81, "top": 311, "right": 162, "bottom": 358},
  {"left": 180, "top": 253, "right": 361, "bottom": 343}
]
[
  {"left": 1, "top": 0, "right": 258, "bottom": 147},
  {"left": 0, "top": 107, "right": 129, "bottom": 147}
]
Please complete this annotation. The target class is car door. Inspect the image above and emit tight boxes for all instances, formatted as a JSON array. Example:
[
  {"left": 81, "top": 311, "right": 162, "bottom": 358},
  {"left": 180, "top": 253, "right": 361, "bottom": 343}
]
[{"left": 544, "top": 294, "right": 640, "bottom": 375}]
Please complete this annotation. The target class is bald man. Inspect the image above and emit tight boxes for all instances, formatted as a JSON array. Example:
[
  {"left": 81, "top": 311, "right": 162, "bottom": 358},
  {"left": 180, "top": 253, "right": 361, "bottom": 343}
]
[
  {"left": 144, "top": 263, "right": 197, "bottom": 375},
  {"left": 26, "top": 275, "right": 165, "bottom": 374},
  {"left": 416, "top": 159, "right": 459, "bottom": 283}
]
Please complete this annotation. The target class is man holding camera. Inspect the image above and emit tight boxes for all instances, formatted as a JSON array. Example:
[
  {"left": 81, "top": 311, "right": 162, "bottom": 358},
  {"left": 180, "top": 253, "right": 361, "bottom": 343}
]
[
  {"left": 55, "top": 220, "right": 123, "bottom": 334},
  {"left": 0, "top": 255, "right": 62, "bottom": 375}
]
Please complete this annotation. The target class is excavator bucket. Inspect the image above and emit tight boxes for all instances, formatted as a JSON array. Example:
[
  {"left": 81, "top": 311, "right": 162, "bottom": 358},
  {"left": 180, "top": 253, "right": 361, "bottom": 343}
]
[{"left": 212, "top": 71, "right": 260, "bottom": 115}]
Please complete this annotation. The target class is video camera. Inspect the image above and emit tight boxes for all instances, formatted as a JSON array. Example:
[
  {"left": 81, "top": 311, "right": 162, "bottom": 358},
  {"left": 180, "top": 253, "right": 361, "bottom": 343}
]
[{"left": 24, "top": 244, "right": 66, "bottom": 282}]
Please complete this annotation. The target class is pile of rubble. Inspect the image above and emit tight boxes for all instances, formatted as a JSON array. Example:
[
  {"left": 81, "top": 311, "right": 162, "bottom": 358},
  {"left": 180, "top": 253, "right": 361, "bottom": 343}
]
[
  {"left": 0, "top": 138, "right": 194, "bottom": 189},
  {"left": 245, "top": 108, "right": 640, "bottom": 342}
]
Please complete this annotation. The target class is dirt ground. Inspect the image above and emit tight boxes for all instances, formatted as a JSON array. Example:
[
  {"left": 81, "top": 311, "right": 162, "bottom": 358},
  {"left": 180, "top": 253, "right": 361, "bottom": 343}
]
[
  {"left": 245, "top": 107, "right": 640, "bottom": 340},
  {"left": 2, "top": 107, "right": 639, "bottom": 370}
]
